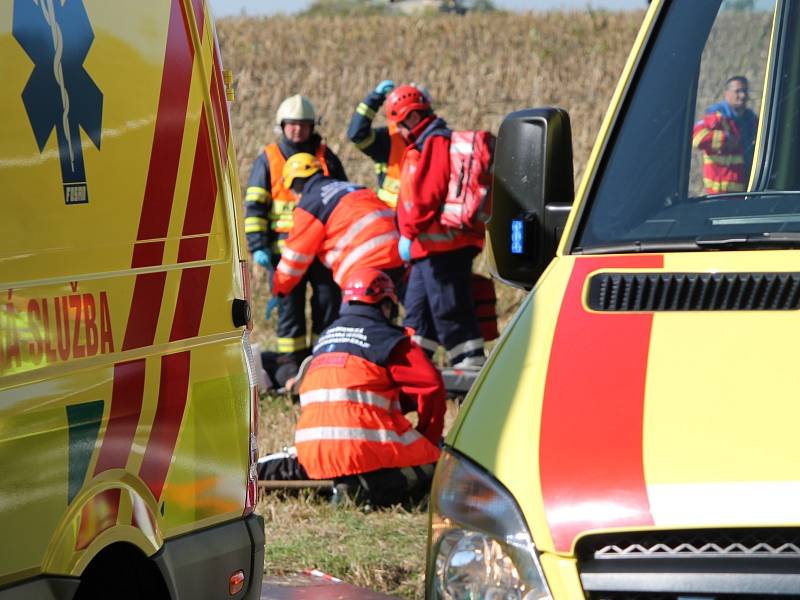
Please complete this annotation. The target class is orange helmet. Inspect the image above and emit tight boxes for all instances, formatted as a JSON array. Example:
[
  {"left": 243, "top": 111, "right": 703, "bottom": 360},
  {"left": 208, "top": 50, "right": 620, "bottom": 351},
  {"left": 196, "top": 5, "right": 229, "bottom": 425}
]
[
  {"left": 343, "top": 268, "right": 398, "bottom": 305},
  {"left": 385, "top": 85, "right": 431, "bottom": 124}
]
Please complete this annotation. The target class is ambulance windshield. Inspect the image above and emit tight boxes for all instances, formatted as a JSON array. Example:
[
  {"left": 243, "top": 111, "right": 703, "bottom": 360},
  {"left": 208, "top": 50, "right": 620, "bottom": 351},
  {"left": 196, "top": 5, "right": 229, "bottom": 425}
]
[{"left": 574, "top": 0, "right": 800, "bottom": 253}]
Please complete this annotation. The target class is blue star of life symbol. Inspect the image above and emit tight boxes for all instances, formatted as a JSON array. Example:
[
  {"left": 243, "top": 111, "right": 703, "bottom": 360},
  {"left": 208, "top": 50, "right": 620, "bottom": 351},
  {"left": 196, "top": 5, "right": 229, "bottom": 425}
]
[{"left": 13, "top": 0, "right": 103, "bottom": 205}]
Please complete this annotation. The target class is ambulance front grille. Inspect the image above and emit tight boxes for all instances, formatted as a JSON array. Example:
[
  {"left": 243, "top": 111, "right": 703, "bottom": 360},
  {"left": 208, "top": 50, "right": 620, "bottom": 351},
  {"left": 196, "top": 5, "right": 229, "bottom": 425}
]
[
  {"left": 587, "top": 272, "right": 800, "bottom": 311},
  {"left": 577, "top": 528, "right": 800, "bottom": 597}
]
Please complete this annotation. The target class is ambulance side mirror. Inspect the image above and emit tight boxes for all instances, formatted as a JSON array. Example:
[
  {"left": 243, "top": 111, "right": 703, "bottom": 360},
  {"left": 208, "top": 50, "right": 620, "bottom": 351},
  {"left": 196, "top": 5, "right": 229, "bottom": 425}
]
[{"left": 487, "top": 108, "right": 574, "bottom": 290}]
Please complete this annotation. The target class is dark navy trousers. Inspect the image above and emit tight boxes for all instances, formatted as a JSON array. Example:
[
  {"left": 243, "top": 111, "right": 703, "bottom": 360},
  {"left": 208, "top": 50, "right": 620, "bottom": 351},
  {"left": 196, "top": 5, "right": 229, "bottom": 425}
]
[{"left": 402, "top": 246, "right": 484, "bottom": 364}]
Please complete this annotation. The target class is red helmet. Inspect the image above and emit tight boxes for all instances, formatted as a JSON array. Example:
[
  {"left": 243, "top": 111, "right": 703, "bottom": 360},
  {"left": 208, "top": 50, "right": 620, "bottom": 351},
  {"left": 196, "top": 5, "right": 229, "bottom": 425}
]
[
  {"left": 385, "top": 85, "right": 431, "bottom": 124},
  {"left": 343, "top": 268, "right": 398, "bottom": 305}
]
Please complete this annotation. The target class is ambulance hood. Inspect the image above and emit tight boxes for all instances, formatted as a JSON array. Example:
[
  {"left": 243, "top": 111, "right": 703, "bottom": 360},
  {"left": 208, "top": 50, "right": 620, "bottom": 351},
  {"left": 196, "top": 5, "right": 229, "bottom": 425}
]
[{"left": 450, "top": 252, "right": 800, "bottom": 555}]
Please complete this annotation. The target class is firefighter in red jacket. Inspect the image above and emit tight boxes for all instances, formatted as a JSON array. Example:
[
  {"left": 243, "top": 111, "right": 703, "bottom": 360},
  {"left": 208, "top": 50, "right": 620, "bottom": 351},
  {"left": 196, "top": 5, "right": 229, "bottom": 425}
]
[
  {"left": 387, "top": 85, "right": 485, "bottom": 368},
  {"left": 244, "top": 95, "right": 348, "bottom": 384},
  {"left": 258, "top": 268, "right": 446, "bottom": 507},
  {"left": 272, "top": 153, "right": 404, "bottom": 295},
  {"left": 347, "top": 81, "right": 430, "bottom": 209},
  {"left": 692, "top": 76, "right": 758, "bottom": 195}
]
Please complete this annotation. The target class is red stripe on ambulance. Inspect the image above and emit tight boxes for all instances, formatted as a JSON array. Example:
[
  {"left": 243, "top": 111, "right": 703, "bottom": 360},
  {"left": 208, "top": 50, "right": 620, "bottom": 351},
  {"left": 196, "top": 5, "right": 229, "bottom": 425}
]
[
  {"left": 98, "top": 0, "right": 195, "bottom": 483},
  {"left": 138, "top": 110, "right": 217, "bottom": 500},
  {"left": 209, "top": 34, "right": 230, "bottom": 163},
  {"left": 539, "top": 255, "right": 663, "bottom": 552},
  {"left": 139, "top": 351, "right": 191, "bottom": 500},
  {"left": 94, "top": 360, "right": 146, "bottom": 474},
  {"left": 135, "top": 0, "right": 195, "bottom": 243}
]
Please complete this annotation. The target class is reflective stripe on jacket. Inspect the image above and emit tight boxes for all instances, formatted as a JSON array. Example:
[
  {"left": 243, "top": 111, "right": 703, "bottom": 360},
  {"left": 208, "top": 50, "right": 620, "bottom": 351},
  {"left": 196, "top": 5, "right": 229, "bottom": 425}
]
[
  {"left": 264, "top": 143, "right": 330, "bottom": 234},
  {"left": 272, "top": 175, "right": 403, "bottom": 296},
  {"left": 376, "top": 132, "right": 406, "bottom": 209},
  {"left": 295, "top": 307, "right": 441, "bottom": 479}
]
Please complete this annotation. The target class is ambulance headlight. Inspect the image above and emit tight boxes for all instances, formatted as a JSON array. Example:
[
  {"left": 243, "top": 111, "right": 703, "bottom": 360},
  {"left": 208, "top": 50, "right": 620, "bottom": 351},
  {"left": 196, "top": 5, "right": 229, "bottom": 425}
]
[{"left": 426, "top": 448, "right": 552, "bottom": 600}]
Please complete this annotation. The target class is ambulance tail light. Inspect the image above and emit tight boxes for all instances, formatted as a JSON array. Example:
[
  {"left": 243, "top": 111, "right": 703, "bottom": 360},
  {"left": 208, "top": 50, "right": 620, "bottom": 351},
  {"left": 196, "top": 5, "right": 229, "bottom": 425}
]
[{"left": 427, "top": 448, "right": 552, "bottom": 600}]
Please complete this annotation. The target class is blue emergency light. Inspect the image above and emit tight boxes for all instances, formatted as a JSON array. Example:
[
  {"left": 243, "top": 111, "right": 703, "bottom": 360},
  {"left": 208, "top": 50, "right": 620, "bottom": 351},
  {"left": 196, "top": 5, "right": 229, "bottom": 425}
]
[{"left": 511, "top": 219, "right": 525, "bottom": 255}]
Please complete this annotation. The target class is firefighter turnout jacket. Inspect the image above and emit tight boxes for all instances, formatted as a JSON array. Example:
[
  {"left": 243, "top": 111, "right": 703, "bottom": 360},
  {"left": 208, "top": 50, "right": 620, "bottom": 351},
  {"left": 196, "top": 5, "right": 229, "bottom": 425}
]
[
  {"left": 347, "top": 90, "right": 407, "bottom": 209},
  {"left": 296, "top": 304, "right": 445, "bottom": 479},
  {"left": 244, "top": 134, "right": 347, "bottom": 254},
  {"left": 692, "top": 101, "right": 758, "bottom": 195},
  {"left": 398, "top": 116, "right": 484, "bottom": 260},
  {"left": 272, "top": 173, "right": 403, "bottom": 295}
]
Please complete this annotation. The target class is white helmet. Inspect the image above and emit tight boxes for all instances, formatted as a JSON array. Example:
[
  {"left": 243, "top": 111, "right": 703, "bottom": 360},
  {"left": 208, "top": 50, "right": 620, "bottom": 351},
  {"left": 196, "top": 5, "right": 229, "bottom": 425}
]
[{"left": 275, "top": 94, "right": 316, "bottom": 126}]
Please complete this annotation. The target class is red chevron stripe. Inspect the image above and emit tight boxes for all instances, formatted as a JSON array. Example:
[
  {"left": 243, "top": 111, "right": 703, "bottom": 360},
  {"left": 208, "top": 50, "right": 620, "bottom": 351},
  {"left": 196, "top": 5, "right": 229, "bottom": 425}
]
[
  {"left": 139, "top": 351, "right": 191, "bottom": 500},
  {"left": 98, "top": 0, "right": 196, "bottom": 481},
  {"left": 135, "top": 0, "right": 195, "bottom": 243},
  {"left": 138, "top": 109, "right": 217, "bottom": 500},
  {"left": 209, "top": 33, "right": 230, "bottom": 166},
  {"left": 540, "top": 255, "right": 662, "bottom": 552},
  {"left": 94, "top": 360, "right": 145, "bottom": 474}
]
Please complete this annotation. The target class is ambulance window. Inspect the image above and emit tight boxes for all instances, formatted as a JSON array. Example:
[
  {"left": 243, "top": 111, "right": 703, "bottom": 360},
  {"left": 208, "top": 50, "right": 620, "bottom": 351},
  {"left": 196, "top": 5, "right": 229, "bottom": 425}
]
[
  {"left": 762, "top": 1, "right": 800, "bottom": 190},
  {"left": 574, "top": 0, "right": 781, "bottom": 252},
  {"left": 688, "top": 2, "right": 773, "bottom": 197}
]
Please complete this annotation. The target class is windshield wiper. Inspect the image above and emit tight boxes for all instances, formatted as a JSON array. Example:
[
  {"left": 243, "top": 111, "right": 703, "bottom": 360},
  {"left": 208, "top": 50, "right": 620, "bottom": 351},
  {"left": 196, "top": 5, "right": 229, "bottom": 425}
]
[
  {"left": 697, "top": 190, "right": 800, "bottom": 201},
  {"left": 695, "top": 232, "right": 800, "bottom": 249},
  {"left": 575, "top": 239, "right": 701, "bottom": 255}
]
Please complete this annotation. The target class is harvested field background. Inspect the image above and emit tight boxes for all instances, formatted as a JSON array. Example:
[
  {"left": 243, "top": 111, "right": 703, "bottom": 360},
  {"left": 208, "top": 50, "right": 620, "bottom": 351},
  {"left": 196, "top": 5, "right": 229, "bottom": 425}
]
[
  {"left": 217, "top": 11, "right": 645, "bottom": 598},
  {"left": 217, "top": 10, "right": 645, "bottom": 343}
]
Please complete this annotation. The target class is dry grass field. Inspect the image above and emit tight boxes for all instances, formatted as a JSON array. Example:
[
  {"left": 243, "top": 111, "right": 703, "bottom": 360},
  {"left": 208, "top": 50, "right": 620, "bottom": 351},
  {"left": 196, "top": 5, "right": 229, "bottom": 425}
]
[{"left": 216, "top": 10, "right": 645, "bottom": 598}]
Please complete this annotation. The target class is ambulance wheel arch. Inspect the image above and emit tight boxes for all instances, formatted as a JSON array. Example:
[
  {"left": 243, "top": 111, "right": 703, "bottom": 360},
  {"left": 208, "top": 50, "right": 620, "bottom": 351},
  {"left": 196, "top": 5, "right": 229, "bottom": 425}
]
[{"left": 40, "top": 476, "right": 163, "bottom": 578}]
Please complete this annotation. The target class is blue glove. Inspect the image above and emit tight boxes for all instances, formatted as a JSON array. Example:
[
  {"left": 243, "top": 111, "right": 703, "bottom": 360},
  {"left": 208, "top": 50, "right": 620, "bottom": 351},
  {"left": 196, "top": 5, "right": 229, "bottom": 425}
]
[
  {"left": 374, "top": 79, "right": 395, "bottom": 97},
  {"left": 265, "top": 296, "right": 279, "bottom": 320},
  {"left": 398, "top": 236, "right": 412, "bottom": 262},
  {"left": 252, "top": 249, "right": 271, "bottom": 268}
]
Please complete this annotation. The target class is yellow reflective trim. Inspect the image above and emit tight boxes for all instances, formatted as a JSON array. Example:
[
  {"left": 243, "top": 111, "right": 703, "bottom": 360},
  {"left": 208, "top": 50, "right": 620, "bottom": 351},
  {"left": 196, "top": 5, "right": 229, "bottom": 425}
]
[
  {"left": 703, "top": 154, "right": 744, "bottom": 166},
  {"left": 374, "top": 162, "right": 388, "bottom": 174},
  {"left": 244, "top": 216, "right": 268, "bottom": 233},
  {"left": 711, "top": 130, "right": 724, "bottom": 151},
  {"left": 356, "top": 102, "right": 376, "bottom": 119},
  {"left": 355, "top": 130, "right": 376, "bottom": 150},
  {"left": 377, "top": 187, "right": 398, "bottom": 208},
  {"left": 246, "top": 186, "right": 268, "bottom": 196},
  {"left": 703, "top": 178, "right": 744, "bottom": 193},
  {"left": 691, "top": 128, "right": 708, "bottom": 148},
  {"left": 278, "top": 336, "right": 309, "bottom": 353},
  {"left": 382, "top": 175, "right": 400, "bottom": 193}
]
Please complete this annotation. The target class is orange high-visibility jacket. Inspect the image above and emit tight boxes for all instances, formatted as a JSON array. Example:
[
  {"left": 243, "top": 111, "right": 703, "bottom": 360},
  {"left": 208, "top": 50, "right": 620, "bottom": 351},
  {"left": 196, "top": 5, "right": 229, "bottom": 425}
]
[
  {"left": 295, "top": 305, "right": 443, "bottom": 479},
  {"left": 272, "top": 175, "right": 403, "bottom": 295}
]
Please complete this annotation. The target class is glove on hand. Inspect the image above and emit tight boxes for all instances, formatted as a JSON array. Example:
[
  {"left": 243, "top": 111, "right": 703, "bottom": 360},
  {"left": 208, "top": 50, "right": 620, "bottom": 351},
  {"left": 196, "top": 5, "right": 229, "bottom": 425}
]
[
  {"left": 252, "top": 249, "right": 271, "bottom": 268},
  {"left": 265, "top": 296, "right": 279, "bottom": 320},
  {"left": 374, "top": 79, "right": 395, "bottom": 97},
  {"left": 398, "top": 236, "right": 412, "bottom": 262}
]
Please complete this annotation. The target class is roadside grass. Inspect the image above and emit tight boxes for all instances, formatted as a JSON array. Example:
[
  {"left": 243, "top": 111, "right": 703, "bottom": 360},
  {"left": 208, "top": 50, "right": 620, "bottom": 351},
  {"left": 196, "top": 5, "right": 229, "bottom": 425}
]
[{"left": 255, "top": 393, "right": 461, "bottom": 598}]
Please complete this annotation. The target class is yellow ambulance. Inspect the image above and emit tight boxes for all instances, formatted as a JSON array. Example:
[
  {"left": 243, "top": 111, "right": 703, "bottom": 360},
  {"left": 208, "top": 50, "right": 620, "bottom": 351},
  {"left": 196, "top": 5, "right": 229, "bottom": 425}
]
[
  {"left": 427, "top": 0, "right": 800, "bottom": 597},
  {"left": 1, "top": 1, "right": 263, "bottom": 598}
]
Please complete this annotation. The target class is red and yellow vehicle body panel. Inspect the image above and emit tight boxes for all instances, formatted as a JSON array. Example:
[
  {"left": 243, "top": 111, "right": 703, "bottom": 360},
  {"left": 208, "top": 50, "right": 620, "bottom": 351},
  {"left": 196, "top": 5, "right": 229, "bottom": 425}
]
[
  {"left": 451, "top": 250, "right": 800, "bottom": 594},
  {"left": 448, "top": 2, "right": 800, "bottom": 595},
  {"left": 0, "top": 0, "right": 255, "bottom": 588}
]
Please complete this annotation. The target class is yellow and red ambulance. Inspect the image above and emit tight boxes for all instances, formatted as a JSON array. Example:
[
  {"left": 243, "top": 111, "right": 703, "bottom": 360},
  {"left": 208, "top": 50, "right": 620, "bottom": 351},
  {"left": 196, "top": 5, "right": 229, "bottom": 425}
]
[
  {"left": 1, "top": 1, "right": 263, "bottom": 598},
  {"left": 427, "top": 0, "right": 800, "bottom": 597}
]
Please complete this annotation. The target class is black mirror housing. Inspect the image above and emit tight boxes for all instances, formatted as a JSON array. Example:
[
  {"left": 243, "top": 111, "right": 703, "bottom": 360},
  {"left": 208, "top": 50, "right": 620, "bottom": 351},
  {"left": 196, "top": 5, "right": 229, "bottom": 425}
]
[{"left": 487, "top": 108, "right": 575, "bottom": 289}]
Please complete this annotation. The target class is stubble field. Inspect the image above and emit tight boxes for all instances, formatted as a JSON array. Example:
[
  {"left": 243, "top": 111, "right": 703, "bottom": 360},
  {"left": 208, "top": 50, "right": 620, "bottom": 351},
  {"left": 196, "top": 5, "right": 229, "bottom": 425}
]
[{"left": 217, "top": 10, "right": 644, "bottom": 598}]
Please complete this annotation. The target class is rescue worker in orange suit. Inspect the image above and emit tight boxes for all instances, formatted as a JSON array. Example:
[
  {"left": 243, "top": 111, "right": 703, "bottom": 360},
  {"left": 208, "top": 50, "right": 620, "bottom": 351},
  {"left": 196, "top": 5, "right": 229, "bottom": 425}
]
[
  {"left": 272, "top": 153, "right": 405, "bottom": 296},
  {"left": 257, "top": 269, "right": 446, "bottom": 507},
  {"left": 692, "top": 76, "right": 758, "bottom": 195},
  {"left": 387, "top": 85, "right": 485, "bottom": 368},
  {"left": 244, "top": 94, "right": 347, "bottom": 386}
]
